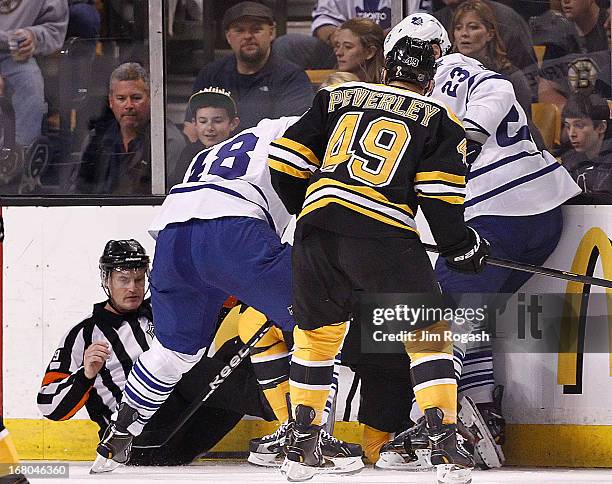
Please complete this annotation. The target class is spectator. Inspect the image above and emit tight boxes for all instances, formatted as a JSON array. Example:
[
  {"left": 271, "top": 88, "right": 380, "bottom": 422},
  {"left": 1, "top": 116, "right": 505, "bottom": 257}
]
[
  {"left": 538, "top": 0, "right": 610, "bottom": 107},
  {"left": 0, "top": 0, "right": 68, "bottom": 149},
  {"left": 189, "top": 2, "right": 313, "bottom": 133},
  {"left": 450, "top": 0, "right": 534, "bottom": 112},
  {"left": 76, "top": 62, "right": 185, "bottom": 195},
  {"left": 274, "top": 0, "right": 431, "bottom": 70},
  {"left": 433, "top": 0, "right": 537, "bottom": 70},
  {"left": 38, "top": 239, "right": 274, "bottom": 466},
  {"left": 67, "top": 0, "right": 101, "bottom": 39},
  {"left": 172, "top": 87, "right": 240, "bottom": 187},
  {"left": 560, "top": 93, "right": 612, "bottom": 197},
  {"left": 333, "top": 18, "right": 384, "bottom": 82},
  {"left": 562, "top": 0, "right": 608, "bottom": 52}
]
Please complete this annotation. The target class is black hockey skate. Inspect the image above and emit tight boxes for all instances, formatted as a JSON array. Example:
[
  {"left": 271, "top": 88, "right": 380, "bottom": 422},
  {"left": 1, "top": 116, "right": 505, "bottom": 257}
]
[
  {"left": 90, "top": 403, "right": 139, "bottom": 474},
  {"left": 376, "top": 417, "right": 432, "bottom": 471},
  {"left": 248, "top": 420, "right": 291, "bottom": 467},
  {"left": 426, "top": 408, "right": 475, "bottom": 484},
  {"left": 458, "top": 392, "right": 505, "bottom": 469},
  {"left": 249, "top": 420, "right": 362, "bottom": 471},
  {"left": 280, "top": 405, "right": 363, "bottom": 481},
  {"left": 320, "top": 428, "right": 364, "bottom": 473}
]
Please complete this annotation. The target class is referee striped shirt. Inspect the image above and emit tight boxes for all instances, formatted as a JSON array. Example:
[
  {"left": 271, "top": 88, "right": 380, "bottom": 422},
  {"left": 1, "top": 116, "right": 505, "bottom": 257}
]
[{"left": 37, "top": 300, "right": 155, "bottom": 435}]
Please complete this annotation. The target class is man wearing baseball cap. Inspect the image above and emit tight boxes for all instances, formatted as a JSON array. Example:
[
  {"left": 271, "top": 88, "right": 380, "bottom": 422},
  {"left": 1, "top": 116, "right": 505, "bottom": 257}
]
[
  {"left": 172, "top": 87, "right": 240, "bottom": 187},
  {"left": 188, "top": 1, "right": 313, "bottom": 131}
]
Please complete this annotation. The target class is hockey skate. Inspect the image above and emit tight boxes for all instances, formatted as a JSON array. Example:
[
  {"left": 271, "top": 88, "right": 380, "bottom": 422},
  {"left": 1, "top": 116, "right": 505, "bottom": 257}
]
[
  {"left": 248, "top": 420, "right": 291, "bottom": 467},
  {"left": 280, "top": 405, "right": 363, "bottom": 481},
  {"left": 320, "top": 428, "right": 364, "bottom": 473},
  {"left": 250, "top": 420, "right": 362, "bottom": 471},
  {"left": 425, "top": 408, "right": 474, "bottom": 484},
  {"left": 458, "top": 393, "right": 505, "bottom": 469},
  {"left": 375, "top": 417, "right": 432, "bottom": 471},
  {"left": 90, "top": 403, "right": 139, "bottom": 474},
  {"left": 476, "top": 385, "right": 506, "bottom": 446}
]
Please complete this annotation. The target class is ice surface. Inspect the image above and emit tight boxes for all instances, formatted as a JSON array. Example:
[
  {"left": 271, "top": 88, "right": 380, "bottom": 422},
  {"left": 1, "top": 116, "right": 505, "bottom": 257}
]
[{"left": 25, "top": 461, "right": 612, "bottom": 484}]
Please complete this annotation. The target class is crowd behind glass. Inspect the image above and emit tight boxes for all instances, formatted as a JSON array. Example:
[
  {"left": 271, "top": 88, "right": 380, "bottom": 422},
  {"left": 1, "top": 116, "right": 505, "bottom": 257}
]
[{"left": 0, "top": 0, "right": 610, "bottom": 202}]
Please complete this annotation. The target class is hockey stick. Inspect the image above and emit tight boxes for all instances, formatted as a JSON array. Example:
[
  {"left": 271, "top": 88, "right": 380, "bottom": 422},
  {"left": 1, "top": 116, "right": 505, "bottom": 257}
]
[
  {"left": 133, "top": 318, "right": 274, "bottom": 449},
  {"left": 422, "top": 243, "right": 612, "bottom": 289}
]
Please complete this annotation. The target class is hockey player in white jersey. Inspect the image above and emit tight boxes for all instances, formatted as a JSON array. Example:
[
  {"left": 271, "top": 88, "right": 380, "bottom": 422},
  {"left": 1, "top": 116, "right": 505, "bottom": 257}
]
[
  {"left": 90, "top": 117, "right": 298, "bottom": 472},
  {"left": 376, "top": 13, "right": 581, "bottom": 472},
  {"left": 90, "top": 116, "right": 362, "bottom": 474}
]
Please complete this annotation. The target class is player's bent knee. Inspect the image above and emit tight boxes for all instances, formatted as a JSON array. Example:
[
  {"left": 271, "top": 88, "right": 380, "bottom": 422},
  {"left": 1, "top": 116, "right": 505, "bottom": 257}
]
[{"left": 141, "top": 337, "right": 206, "bottom": 376}]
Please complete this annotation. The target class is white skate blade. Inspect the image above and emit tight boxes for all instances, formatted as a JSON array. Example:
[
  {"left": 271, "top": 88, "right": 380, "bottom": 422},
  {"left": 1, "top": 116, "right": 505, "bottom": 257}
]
[
  {"left": 375, "top": 448, "right": 432, "bottom": 471},
  {"left": 280, "top": 455, "right": 364, "bottom": 481},
  {"left": 436, "top": 463, "right": 473, "bottom": 484},
  {"left": 325, "top": 455, "right": 364, "bottom": 474},
  {"left": 90, "top": 453, "right": 122, "bottom": 474},
  {"left": 280, "top": 458, "right": 316, "bottom": 482},
  {"left": 248, "top": 451, "right": 283, "bottom": 467},
  {"left": 459, "top": 396, "right": 504, "bottom": 468}
]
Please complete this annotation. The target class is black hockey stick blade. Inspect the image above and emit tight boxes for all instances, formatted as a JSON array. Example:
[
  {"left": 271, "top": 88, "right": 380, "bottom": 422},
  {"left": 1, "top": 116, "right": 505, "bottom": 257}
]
[
  {"left": 133, "top": 318, "right": 274, "bottom": 449},
  {"left": 422, "top": 243, "right": 612, "bottom": 289}
]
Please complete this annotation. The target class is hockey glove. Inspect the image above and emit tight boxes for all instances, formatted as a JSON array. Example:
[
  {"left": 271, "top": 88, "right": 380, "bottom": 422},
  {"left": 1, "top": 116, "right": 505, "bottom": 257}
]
[{"left": 443, "top": 226, "right": 490, "bottom": 273}]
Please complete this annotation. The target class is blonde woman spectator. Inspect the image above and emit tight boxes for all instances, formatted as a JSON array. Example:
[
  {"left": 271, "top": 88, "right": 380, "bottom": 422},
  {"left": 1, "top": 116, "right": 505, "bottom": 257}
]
[{"left": 333, "top": 18, "right": 384, "bottom": 83}]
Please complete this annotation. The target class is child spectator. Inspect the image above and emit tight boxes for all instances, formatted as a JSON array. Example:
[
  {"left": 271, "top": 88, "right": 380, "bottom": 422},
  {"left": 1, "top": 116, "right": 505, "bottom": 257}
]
[
  {"left": 171, "top": 87, "right": 240, "bottom": 188},
  {"left": 561, "top": 93, "right": 612, "bottom": 198}
]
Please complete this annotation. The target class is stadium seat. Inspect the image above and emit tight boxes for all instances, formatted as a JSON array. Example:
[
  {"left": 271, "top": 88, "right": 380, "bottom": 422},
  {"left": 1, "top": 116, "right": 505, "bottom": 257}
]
[
  {"left": 533, "top": 45, "right": 546, "bottom": 68},
  {"left": 531, "top": 102, "right": 561, "bottom": 150}
]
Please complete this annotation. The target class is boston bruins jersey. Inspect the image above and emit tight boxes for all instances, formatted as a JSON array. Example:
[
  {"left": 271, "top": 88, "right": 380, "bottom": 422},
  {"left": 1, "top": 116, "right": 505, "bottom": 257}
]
[{"left": 269, "top": 81, "right": 470, "bottom": 252}]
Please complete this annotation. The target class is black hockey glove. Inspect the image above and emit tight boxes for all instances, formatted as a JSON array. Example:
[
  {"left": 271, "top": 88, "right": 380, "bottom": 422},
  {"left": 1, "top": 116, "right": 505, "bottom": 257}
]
[{"left": 443, "top": 226, "right": 490, "bottom": 273}]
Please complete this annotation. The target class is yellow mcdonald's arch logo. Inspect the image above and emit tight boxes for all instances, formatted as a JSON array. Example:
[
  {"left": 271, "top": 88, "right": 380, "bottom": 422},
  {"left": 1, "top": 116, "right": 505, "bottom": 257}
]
[{"left": 557, "top": 227, "right": 612, "bottom": 392}]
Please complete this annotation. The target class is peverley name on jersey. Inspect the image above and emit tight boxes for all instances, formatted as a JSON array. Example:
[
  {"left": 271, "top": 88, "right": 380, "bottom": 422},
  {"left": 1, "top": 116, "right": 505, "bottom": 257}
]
[{"left": 327, "top": 87, "right": 440, "bottom": 127}]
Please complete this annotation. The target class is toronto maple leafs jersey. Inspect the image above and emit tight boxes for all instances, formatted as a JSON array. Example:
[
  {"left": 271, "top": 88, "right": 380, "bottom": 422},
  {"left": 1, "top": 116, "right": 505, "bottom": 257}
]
[
  {"left": 149, "top": 117, "right": 297, "bottom": 239},
  {"left": 311, "top": 0, "right": 431, "bottom": 33},
  {"left": 432, "top": 53, "right": 581, "bottom": 220},
  {"left": 269, "top": 81, "right": 471, "bottom": 253}
]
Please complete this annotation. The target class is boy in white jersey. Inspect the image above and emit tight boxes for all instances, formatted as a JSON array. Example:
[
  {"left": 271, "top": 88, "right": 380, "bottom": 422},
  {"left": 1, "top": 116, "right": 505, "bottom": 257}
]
[
  {"left": 90, "top": 117, "right": 298, "bottom": 472},
  {"left": 376, "top": 13, "right": 581, "bottom": 470}
]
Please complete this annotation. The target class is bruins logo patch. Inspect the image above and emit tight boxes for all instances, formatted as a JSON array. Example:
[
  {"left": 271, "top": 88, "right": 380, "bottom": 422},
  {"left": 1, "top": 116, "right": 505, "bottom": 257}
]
[{"left": 0, "top": 0, "right": 21, "bottom": 14}]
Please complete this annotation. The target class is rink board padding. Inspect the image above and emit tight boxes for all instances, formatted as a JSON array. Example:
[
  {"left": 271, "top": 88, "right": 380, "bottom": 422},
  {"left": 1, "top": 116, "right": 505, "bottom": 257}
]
[{"left": 7, "top": 418, "right": 612, "bottom": 467}]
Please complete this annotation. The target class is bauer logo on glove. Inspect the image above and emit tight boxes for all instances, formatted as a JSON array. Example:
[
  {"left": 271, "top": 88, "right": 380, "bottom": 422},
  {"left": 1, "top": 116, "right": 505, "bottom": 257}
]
[{"left": 444, "top": 227, "right": 490, "bottom": 273}]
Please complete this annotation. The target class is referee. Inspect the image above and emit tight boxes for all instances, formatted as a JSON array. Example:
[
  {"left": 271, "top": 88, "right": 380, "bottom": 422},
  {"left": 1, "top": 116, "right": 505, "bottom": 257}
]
[{"left": 37, "top": 239, "right": 274, "bottom": 465}]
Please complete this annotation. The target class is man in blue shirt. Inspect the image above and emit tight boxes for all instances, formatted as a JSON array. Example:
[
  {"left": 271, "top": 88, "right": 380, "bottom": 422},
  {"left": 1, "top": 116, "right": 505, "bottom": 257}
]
[{"left": 187, "top": 2, "right": 313, "bottom": 133}]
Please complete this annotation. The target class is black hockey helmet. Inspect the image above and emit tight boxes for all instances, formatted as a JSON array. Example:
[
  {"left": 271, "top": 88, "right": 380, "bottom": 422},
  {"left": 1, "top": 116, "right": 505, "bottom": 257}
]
[
  {"left": 99, "top": 239, "right": 149, "bottom": 272},
  {"left": 384, "top": 37, "right": 437, "bottom": 87},
  {"left": 100, "top": 240, "right": 150, "bottom": 310}
]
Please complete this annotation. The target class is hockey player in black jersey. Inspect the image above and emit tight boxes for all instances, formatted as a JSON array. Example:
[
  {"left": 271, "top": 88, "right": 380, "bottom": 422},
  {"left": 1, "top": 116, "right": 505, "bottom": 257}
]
[{"left": 269, "top": 38, "right": 488, "bottom": 483}]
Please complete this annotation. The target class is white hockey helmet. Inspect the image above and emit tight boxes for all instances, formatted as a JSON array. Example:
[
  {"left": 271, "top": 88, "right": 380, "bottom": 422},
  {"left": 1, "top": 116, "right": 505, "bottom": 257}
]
[{"left": 384, "top": 14, "right": 452, "bottom": 58}]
